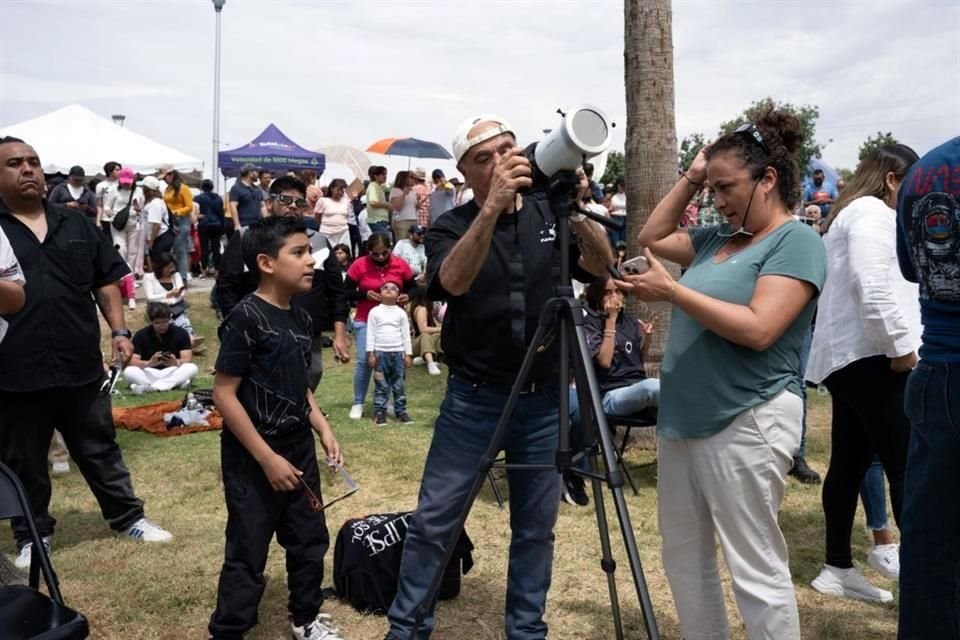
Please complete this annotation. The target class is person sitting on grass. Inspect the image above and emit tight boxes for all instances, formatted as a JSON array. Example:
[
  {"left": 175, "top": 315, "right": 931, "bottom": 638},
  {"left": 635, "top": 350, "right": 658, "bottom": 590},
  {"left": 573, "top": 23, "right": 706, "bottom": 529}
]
[
  {"left": 209, "top": 215, "right": 344, "bottom": 640},
  {"left": 366, "top": 280, "right": 414, "bottom": 426},
  {"left": 123, "top": 302, "right": 199, "bottom": 394},
  {"left": 408, "top": 285, "right": 442, "bottom": 376}
]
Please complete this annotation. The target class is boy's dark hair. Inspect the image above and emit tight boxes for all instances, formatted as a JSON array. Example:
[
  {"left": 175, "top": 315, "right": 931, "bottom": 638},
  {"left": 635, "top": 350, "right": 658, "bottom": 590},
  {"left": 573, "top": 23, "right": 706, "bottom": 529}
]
[
  {"left": 103, "top": 161, "right": 121, "bottom": 175},
  {"left": 269, "top": 175, "right": 307, "bottom": 197},
  {"left": 146, "top": 301, "right": 172, "bottom": 321},
  {"left": 584, "top": 162, "right": 595, "bottom": 178},
  {"left": 241, "top": 216, "right": 308, "bottom": 275},
  {"left": 201, "top": 179, "right": 214, "bottom": 192}
]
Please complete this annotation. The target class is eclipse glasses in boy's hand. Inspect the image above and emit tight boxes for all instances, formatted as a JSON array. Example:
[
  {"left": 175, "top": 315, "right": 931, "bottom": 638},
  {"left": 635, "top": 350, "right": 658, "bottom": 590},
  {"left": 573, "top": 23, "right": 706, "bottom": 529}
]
[{"left": 298, "top": 457, "right": 360, "bottom": 512}]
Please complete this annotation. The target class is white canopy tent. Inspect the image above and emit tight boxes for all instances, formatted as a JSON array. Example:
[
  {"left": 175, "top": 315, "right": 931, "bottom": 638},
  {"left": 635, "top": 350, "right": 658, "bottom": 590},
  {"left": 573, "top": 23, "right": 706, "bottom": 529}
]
[{"left": 0, "top": 104, "right": 202, "bottom": 176}]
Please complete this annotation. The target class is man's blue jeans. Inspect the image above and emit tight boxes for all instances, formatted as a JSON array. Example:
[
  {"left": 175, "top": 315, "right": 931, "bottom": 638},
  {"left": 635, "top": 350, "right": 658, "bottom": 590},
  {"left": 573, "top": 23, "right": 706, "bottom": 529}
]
[
  {"left": 373, "top": 351, "right": 407, "bottom": 415},
  {"left": 899, "top": 361, "right": 960, "bottom": 640},
  {"left": 172, "top": 215, "right": 192, "bottom": 280},
  {"left": 387, "top": 375, "right": 562, "bottom": 640}
]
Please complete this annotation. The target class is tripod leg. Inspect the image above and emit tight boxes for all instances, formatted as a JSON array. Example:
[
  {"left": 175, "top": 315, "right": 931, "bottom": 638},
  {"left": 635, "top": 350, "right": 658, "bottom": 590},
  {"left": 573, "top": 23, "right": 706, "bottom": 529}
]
[
  {"left": 587, "top": 450, "right": 625, "bottom": 640},
  {"left": 571, "top": 322, "right": 661, "bottom": 640},
  {"left": 487, "top": 470, "right": 505, "bottom": 510}
]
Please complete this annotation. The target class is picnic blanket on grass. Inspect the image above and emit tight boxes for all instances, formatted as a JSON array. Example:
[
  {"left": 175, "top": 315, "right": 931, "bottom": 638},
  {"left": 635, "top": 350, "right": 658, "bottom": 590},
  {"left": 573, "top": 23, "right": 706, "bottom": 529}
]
[{"left": 113, "top": 401, "right": 222, "bottom": 437}]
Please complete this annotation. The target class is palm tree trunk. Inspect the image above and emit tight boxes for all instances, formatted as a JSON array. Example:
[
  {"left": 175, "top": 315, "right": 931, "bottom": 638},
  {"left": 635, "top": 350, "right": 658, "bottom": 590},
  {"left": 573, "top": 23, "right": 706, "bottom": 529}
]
[{"left": 624, "top": 0, "right": 678, "bottom": 374}]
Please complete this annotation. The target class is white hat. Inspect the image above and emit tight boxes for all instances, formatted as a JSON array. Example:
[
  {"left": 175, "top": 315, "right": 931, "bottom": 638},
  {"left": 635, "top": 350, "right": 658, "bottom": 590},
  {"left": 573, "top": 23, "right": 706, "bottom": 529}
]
[
  {"left": 140, "top": 175, "right": 163, "bottom": 192},
  {"left": 452, "top": 114, "right": 515, "bottom": 163}
]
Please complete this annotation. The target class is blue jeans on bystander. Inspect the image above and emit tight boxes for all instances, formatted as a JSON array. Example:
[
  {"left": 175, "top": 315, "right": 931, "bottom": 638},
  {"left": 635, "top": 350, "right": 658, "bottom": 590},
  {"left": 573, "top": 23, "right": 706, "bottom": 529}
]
[
  {"left": 373, "top": 351, "right": 407, "bottom": 415},
  {"left": 899, "top": 361, "right": 960, "bottom": 640}
]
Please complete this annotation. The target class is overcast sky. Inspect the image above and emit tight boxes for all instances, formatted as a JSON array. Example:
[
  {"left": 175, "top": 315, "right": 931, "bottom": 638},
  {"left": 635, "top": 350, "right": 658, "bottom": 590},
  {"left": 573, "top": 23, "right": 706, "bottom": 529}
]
[{"left": 1, "top": 0, "right": 958, "bottom": 177}]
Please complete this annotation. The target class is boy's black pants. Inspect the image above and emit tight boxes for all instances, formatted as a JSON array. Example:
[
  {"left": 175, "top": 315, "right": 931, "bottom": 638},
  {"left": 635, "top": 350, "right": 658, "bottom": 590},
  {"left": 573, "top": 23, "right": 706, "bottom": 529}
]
[
  {"left": 209, "top": 429, "right": 329, "bottom": 639},
  {"left": 0, "top": 380, "right": 145, "bottom": 547}
]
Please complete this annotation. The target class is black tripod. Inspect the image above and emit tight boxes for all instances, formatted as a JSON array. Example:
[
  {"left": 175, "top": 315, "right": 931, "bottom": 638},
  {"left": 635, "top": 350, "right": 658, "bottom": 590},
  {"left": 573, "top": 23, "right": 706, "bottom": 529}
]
[{"left": 409, "top": 173, "right": 660, "bottom": 640}]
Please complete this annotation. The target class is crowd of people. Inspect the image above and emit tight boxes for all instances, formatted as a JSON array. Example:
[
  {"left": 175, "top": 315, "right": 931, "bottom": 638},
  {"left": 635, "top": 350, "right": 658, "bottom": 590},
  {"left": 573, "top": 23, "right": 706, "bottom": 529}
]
[{"left": 0, "top": 114, "right": 956, "bottom": 640}]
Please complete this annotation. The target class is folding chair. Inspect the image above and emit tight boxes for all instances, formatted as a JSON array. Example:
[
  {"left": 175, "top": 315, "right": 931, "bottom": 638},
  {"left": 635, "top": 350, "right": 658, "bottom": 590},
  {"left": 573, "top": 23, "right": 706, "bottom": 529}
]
[
  {"left": 0, "top": 462, "right": 89, "bottom": 639},
  {"left": 604, "top": 407, "right": 658, "bottom": 496}
]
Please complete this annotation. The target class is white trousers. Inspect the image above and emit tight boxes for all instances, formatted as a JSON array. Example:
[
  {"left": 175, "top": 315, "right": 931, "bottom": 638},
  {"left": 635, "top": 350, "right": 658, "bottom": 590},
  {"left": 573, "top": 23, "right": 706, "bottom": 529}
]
[
  {"left": 657, "top": 389, "right": 802, "bottom": 640},
  {"left": 123, "top": 364, "right": 198, "bottom": 392},
  {"left": 110, "top": 220, "right": 144, "bottom": 276}
]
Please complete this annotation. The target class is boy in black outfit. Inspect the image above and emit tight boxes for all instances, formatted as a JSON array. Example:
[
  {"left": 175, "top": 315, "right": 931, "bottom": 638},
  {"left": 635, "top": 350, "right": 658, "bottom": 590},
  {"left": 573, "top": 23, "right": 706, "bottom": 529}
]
[{"left": 209, "top": 216, "right": 344, "bottom": 640}]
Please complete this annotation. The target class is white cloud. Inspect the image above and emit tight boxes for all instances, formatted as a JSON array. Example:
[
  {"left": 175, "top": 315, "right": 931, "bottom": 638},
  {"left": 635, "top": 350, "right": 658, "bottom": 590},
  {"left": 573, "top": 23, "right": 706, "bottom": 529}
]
[{"left": 1, "top": 0, "right": 957, "bottom": 174}]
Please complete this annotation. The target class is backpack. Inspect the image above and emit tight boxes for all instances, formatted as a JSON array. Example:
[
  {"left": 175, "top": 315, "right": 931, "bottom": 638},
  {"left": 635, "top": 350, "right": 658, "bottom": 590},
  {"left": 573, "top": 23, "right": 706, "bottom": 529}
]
[{"left": 333, "top": 511, "right": 473, "bottom": 614}]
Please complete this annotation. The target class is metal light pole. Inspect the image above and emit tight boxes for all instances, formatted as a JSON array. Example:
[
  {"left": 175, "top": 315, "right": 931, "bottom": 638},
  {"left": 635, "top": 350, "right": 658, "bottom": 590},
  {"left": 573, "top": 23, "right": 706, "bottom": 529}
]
[{"left": 212, "top": 0, "right": 226, "bottom": 190}]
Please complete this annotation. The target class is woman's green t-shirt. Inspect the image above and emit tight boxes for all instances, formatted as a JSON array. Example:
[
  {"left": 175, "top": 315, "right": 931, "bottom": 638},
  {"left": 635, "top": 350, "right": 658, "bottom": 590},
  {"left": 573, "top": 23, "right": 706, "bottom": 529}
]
[{"left": 658, "top": 221, "right": 827, "bottom": 440}]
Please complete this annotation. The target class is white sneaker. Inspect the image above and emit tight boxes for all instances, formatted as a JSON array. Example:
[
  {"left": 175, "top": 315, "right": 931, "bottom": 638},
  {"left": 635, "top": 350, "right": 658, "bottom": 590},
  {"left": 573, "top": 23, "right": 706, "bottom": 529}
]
[
  {"left": 124, "top": 517, "right": 173, "bottom": 543},
  {"left": 51, "top": 461, "right": 70, "bottom": 475},
  {"left": 412, "top": 356, "right": 425, "bottom": 366},
  {"left": 811, "top": 565, "right": 893, "bottom": 603},
  {"left": 128, "top": 298, "right": 136, "bottom": 310},
  {"left": 129, "top": 384, "right": 147, "bottom": 396},
  {"left": 427, "top": 362, "right": 441, "bottom": 376},
  {"left": 348, "top": 404, "right": 363, "bottom": 420},
  {"left": 291, "top": 612, "right": 343, "bottom": 640},
  {"left": 14, "top": 538, "right": 50, "bottom": 570},
  {"left": 867, "top": 543, "right": 900, "bottom": 580}
]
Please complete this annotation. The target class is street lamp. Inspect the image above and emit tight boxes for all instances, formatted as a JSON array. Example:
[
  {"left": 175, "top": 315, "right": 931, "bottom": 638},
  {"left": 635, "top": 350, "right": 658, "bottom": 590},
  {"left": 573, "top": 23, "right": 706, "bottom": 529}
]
[
  {"left": 112, "top": 114, "right": 126, "bottom": 127},
  {"left": 212, "top": 0, "right": 226, "bottom": 190}
]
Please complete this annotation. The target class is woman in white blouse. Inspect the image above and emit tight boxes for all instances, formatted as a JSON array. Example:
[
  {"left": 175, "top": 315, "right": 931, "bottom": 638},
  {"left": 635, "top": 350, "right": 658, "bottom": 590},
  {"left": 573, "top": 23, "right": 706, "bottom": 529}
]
[
  {"left": 806, "top": 144, "right": 920, "bottom": 604},
  {"left": 314, "top": 178, "right": 352, "bottom": 247},
  {"left": 104, "top": 168, "right": 145, "bottom": 276}
]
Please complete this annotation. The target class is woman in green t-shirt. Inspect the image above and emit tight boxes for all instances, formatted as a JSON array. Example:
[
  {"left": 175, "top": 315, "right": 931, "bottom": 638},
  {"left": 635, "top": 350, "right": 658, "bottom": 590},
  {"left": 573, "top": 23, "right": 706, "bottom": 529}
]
[{"left": 623, "top": 108, "right": 827, "bottom": 640}]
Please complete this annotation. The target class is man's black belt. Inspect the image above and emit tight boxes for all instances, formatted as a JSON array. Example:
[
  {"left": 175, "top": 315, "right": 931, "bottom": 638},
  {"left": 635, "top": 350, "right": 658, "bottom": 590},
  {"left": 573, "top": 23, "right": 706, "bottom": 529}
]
[{"left": 450, "top": 372, "right": 552, "bottom": 395}]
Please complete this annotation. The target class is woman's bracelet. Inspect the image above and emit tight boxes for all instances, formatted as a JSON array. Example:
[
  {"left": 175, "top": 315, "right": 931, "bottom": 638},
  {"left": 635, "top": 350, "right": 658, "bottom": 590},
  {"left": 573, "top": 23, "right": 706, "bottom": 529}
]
[
  {"left": 603, "top": 330, "right": 617, "bottom": 337},
  {"left": 668, "top": 281, "right": 678, "bottom": 303},
  {"left": 681, "top": 173, "right": 703, "bottom": 188}
]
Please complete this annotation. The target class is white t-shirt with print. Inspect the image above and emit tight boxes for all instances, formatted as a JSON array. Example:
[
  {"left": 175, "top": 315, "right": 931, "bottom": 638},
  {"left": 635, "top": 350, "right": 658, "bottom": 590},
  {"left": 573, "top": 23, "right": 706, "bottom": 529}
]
[{"left": 144, "top": 198, "right": 169, "bottom": 238}]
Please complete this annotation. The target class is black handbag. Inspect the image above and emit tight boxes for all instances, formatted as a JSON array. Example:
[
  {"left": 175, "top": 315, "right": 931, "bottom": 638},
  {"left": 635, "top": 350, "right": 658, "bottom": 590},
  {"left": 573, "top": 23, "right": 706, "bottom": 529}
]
[
  {"left": 111, "top": 186, "right": 136, "bottom": 231},
  {"left": 151, "top": 205, "right": 179, "bottom": 257}
]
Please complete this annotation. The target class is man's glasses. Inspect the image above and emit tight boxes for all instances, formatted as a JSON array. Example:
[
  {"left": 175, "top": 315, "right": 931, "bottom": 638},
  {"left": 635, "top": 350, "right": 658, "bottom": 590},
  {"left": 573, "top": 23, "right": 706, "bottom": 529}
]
[
  {"left": 298, "top": 458, "right": 360, "bottom": 512},
  {"left": 734, "top": 122, "right": 770, "bottom": 157},
  {"left": 272, "top": 194, "right": 308, "bottom": 208}
]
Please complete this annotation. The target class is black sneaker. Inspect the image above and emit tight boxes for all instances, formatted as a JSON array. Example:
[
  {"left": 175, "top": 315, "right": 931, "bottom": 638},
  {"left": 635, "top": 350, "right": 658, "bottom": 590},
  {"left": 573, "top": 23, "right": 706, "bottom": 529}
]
[
  {"left": 561, "top": 471, "right": 590, "bottom": 506},
  {"left": 788, "top": 456, "right": 822, "bottom": 484},
  {"left": 396, "top": 413, "right": 414, "bottom": 425},
  {"left": 374, "top": 411, "right": 387, "bottom": 427}
]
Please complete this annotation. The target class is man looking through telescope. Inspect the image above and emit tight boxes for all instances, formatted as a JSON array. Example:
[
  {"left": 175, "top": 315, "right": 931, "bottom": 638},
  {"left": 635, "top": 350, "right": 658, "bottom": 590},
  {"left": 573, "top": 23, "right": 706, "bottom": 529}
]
[{"left": 383, "top": 114, "right": 612, "bottom": 640}]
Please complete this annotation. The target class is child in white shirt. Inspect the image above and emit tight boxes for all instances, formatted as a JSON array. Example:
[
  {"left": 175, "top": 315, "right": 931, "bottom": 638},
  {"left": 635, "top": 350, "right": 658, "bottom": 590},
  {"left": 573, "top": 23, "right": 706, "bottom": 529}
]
[
  {"left": 366, "top": 280, "right": 413, "bottom": 426},
  {"left": 0, "top": 225, "right": 26, "bottom": 343}
]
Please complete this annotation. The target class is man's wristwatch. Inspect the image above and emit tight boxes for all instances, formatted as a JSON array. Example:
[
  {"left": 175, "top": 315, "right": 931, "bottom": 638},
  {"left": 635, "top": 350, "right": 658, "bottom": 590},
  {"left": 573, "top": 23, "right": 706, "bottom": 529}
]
[{"left": 111, "top": 329, "right": 132, "bottom": 339}]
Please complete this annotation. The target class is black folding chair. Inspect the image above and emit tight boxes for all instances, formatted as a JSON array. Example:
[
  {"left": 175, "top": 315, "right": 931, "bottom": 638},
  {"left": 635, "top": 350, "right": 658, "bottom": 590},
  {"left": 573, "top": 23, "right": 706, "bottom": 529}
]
[
  {"left": 604, "top": 407, "right": 658, "bottom": 496},
  {"left": 0, "top": 462, "right": 89, "bottom": 639}
]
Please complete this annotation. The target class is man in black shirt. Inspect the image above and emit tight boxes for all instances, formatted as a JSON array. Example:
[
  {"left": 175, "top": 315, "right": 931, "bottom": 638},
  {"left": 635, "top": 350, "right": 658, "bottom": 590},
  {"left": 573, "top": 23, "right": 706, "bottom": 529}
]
[
  {"left": 0, "top": 137, "right": 171, "bottom": 567},
  {"left": 228, "top": 163, "right": 265, "bottom": 228},
  {"left": 384, "top": 115, "right": 611, "bottom": 640},
  {"left": 217, "top": 175, "right": 350, "bottom": 390},
  {"left": 47, "top": 165, "right": 98, "bottom": 220}
]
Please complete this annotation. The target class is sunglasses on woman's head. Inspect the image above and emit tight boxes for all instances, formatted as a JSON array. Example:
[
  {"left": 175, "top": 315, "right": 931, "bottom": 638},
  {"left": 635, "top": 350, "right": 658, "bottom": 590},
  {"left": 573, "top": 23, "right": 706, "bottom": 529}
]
[{"left": 734, "top": 123, "right": 770, "bottom": 157}]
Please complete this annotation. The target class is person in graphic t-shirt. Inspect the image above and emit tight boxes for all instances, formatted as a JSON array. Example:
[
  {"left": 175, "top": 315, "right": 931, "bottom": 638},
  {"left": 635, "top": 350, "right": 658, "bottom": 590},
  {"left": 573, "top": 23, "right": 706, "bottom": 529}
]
[{"left": 209, "top": 215, "right": 343, "bottom": 640}]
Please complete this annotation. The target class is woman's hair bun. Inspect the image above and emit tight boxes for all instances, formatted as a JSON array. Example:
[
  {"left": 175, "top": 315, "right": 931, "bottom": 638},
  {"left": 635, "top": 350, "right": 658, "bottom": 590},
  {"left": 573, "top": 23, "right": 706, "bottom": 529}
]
[{"left": 755, "top": 107, "right": 804, "bottom": 156}]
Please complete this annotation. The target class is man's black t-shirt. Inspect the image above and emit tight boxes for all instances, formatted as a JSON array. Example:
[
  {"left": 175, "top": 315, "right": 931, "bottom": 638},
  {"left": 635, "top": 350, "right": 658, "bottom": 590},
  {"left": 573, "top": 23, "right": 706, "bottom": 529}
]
[
  {"left": 215, "top": 294, "right": 313, "bottom": 438},
  {"left": 425, "top": 196, "right": 593, "bottom": 385},
  {"left": 0, "top": 199, "right": 129, "bottom": 392},
  {"left": 583, "top": 308, "right": 647, "bottom": 395},
  {"left": 228, "top": 182, "right": 263, "bottom": 228},
  {"left": 132, "top": 325, "right": 192, "bottom": 369}
]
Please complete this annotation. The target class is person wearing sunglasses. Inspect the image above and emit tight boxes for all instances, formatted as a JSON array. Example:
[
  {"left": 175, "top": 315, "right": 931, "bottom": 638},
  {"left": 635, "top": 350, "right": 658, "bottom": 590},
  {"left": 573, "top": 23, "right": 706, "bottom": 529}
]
[
  {"left": 216, "top": 175, "right": 351, "bottom": 390},
  {"left": 344, "top": 232, "right": 418, "bottom": 420},
  {"left": 623, "top": 109, "right": 827, "bottom": 639}
]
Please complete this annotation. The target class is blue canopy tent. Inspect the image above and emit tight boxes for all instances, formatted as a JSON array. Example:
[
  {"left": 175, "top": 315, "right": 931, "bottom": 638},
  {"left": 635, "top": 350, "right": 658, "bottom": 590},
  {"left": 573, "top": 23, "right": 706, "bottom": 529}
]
[{"left": 219, "top": 124, "right": 325, "bottom": 177}]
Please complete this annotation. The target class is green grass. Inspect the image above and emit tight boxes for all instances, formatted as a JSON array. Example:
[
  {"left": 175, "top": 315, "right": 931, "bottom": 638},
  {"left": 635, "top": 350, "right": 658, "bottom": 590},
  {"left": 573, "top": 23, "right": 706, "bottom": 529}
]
[{"left": 5, "top": 291, "right": 899, "bottom": 639}]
